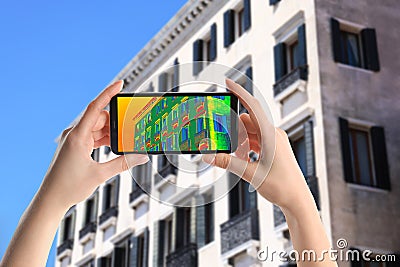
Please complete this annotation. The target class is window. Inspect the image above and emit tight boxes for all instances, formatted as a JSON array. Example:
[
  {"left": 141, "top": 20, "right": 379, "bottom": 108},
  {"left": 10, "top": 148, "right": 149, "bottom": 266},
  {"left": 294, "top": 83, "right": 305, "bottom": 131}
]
[
  {"left": 97, "top": 254, "right": 112, "bottom": 267},
  {"left": 153, "top": 218, "right": 173, "bottom": 266},
  {"left": 231, "top": 65, "right": 253, "bottom": 113},
  {"left": 204, "top": 202, "right": 214, "bottom": 245},
  {"left": 339, "top": 118, "right": 390, "bottom": 190},
  {"left": 274, "top": 24, "right": 307, "bottom": 83},
  {"left": 223, "top": 0, "right": 251, "bottom": 47},
  {"left": 193, "top": 24, "right": 217, "bottom": 76},
  {"left": 197, "top": 117, "right": 205, "bottom": 133},
  {"left": 181, "top": 126, "right": 188, "bottom": 142},
  {"left": 130, "top": 230, "right": 149, "bottom": 267},
  {"left": 111, "top": 239, "right": 130, "bottom": 267},
  {"left": 229, "top": 177, "right": 256, "bottom": 218},
  {"left": 83, "top": 194, "right": 97, "bottom": 226},
  {"left": 61, "top": 210, "right": 75, "bottom": 243},
  {"left": 331, "top": 18, "right": 380, "bottom": 71},
  {"left": 155, "top": 120, "right": 160, "bottom": 134},
  {"left": 102, "top": 177, "right": 119, "bottom": 212},
  {"left": 175, "top": 207, "right": 192, "bottom": 249},
  {"left": 292, "top": 136, "right": 307, "bottom": 176},
  {"left": 213, "top": 114, "right": 227, "bottom": 133},
  {"left": 158, "top": 72, "right": 174, "bottom": 92}
]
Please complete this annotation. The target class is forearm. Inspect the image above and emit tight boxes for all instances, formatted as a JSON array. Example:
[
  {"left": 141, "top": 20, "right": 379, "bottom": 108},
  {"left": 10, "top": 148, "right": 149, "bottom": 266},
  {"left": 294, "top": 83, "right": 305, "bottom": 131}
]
[
  {"left": 1, "top": 182, "right": 68, "bottom": 267},
  {"left": 281, "top": 183, "right": 337, "bottom": 267}
]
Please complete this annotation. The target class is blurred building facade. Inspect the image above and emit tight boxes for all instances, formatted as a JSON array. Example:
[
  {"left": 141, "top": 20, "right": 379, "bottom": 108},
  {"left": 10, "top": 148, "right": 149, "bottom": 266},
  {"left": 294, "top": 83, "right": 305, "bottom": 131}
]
[{"left": 55, "top": 0, "right": 400, "bottom": 266}]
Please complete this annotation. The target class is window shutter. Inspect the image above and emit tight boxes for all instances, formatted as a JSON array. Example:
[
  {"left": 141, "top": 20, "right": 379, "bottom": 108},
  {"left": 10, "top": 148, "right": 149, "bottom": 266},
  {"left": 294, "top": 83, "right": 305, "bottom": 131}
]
[
  {"left": 93, "top": 191, "right": 99, "bottom": 222},
  {"left": 102, "top": 185, "right": 107, "bottom": 212},
  {"left": 114, "top": 175, "right": 120, "bottom": 207},
  {"left": 361, "top": 28, "right": 380, "bottom": 71},
  {"left": 193, "top": 39, "right": 203, "bottom": 76},
  {"left": 304, "top": 120, "right": 315, "bottom": 177},
  {"left": 339, "top": 117, "right": 354, "bottom": 183},
  {"left": 273, "top": 42, "right": 287, "bottom": 82},
  {"left": 269, "top": 0, "right": 281, "bottom": 5},
  {"left": 129, "top": 235, "right": 138, "bottom": 267},
  {"left": 297, "top": 24, "right": 308, "bottom": 67},
  {"left": 196, "top": 195, "right": 206, "bottom": 248},
  {"left": 70, "top": 209, "right": 76, "bottom": 240},
  {"left": 371, "top": 126, "right": 390, "bottom": 190},
  {"left": 243, "top": 0, "right": 251, "bottom": 31},
  {"left": 142, "top": 228, "right": 149, "bottom": 267},
  {"left": 175, "top": 208, "right": 185, "bottom": 249},
  {"left": 153, "top": 220, "right": 165, "bottom": 267},
  {"left": 210, "top": 23, "right": 217, "bottom": 61},
  {"left": 158, "top": 72, "right": 168, "bottom": 92},
  {"left": 172, "top": 58, "right": 179, "bottom": 92},
  {"left": 112, "top": 247, "right": 125, "bottom": 266},
  {"left": 245, "top": 66, "right": 253, "bottom": 95},
  {"left": 223, "top": 10, "right": 235, "bottom": 48},
  {"left": 171, "top": 208, "right": 178, "bottom": 251},
  {"left": 228, "top": 173, "right": 240, "bottom": 218},
  {"left": 330, "top": 18, "right": 343, "bottom": 63}
]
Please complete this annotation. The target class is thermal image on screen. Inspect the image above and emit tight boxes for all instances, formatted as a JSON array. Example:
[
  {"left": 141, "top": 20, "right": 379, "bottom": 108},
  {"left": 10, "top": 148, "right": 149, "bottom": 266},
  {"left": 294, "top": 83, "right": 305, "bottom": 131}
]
[{"left": 117, "top": 95, "right": 232, "bottom": 152}]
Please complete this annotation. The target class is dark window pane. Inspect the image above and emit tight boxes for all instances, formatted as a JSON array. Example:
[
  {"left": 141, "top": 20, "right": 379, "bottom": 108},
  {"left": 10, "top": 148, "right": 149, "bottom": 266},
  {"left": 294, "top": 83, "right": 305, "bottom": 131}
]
[
  {"left": 293, "top": 137, "right": 307, "bottom": 176},
  {"left": 340, "top": 31, "right": 361, "bottom": 67},
  {"left": 349, "top": 129, "right": 373, "bottom": 186},
  {"left": 289, "top": 40, "right": 299, "bottom": 71},
  {"left": 238, "top": 9, "right": 245, "bottom": 37}
]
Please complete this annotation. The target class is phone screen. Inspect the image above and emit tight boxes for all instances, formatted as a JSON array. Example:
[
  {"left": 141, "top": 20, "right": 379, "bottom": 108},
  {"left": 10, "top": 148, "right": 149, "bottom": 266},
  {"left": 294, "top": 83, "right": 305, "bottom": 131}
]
[{"left": 110, "top": 93, "right": 238, "bottom": 154}]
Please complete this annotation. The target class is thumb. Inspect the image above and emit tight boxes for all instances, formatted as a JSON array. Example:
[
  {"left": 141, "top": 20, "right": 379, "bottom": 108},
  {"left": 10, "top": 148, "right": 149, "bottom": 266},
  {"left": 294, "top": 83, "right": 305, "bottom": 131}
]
[
  {"left": 202, "top": 153, "right": 248, "bottom": 178},
  {"left": 99, "top": 154, "right": 149, "bottom": 182}
]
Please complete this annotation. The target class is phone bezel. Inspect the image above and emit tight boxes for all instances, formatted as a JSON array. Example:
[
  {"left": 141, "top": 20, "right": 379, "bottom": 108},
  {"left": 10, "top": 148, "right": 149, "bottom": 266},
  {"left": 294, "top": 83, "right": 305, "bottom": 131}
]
[{"left": 110, "top": 92, "right": 239, "bottom": 155}]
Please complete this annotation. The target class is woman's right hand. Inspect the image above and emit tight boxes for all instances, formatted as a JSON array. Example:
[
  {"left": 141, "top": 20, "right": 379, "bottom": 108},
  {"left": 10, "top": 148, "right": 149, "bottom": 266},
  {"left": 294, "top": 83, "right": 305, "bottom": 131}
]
[{"left": 203, "top": 79, "right": 316, "bottom": 212}]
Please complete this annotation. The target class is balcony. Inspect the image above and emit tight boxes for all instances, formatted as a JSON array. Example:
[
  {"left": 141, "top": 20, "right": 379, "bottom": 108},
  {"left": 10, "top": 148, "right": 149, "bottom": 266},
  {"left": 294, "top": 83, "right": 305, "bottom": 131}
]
[
  {"left": 129, "top": 184, "right": 150, "bottom": 203},
  {"left": 194, "top": 130, "right": 208, "bottom": 149},
  {"left": 220, "top": 209, "right": 259, "bottom": 254},
  {"left": 99, "top": 206, "right": 118, "bottom": 226},
  {"left": 79, "top": 221, "right": 97, "bottom": 240},
  {"left": 306, "top": 175, "right": 320, "bottom": 210},
  {"left": 155, "top": 163, "right": 178, "bottom": 185},
  {"left": 166, "top": 243, "right": 198, "bottom": 267},
  {"left": 179, "top": 140, "right": 189, "bottom": 151},
  {"left": 57, "top": 239, "right": 73, "bottom": 256},
  {"left": 273, "top": 65, "right": 308, "bottom": 97}
]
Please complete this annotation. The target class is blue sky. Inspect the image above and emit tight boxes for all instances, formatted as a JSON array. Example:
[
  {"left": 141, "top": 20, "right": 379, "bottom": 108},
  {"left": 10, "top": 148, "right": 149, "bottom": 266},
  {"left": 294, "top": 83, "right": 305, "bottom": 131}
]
[{"left": 0, "top": 1, "right": 187, "bottom": 265}]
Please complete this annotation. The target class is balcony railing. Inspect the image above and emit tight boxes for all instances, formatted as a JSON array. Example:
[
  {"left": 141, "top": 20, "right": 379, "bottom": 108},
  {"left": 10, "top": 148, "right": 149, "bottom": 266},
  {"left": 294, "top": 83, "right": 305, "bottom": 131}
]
[
  {"left": 129, "top": 183, "right": 151, "bottom": 203},
  {"left": 194, "top": 130, "right": 208, "bottom": 148},
  {"left": 99, "top": 206, "right": 118, "bottom": 225},
  {"left": 273, "top": 65, "right": 308, "bottom": 96},
  {"left": 220, "top": 209, "right": 259, "bottom": 254},
  {"left": 79, "top": 221, "right": 97, "bottom": 240},
  {"left": 56, "top": 239, "right": 73, "bottom": 255},
  {"left": 166, "top": 243, "right": 198, "bottom": 267},
  {"left": 179, "top": 140, "right": 189, "bottom": 151},
  {"left": 155, "top": 163, "right": 178, "bottom": 185}
]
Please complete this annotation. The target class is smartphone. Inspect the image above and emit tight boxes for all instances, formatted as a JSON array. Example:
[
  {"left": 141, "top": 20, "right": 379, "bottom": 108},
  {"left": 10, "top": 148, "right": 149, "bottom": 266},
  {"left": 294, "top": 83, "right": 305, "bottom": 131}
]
[{"left": 110, "top": 92, "right": 238, "bottom": 154}]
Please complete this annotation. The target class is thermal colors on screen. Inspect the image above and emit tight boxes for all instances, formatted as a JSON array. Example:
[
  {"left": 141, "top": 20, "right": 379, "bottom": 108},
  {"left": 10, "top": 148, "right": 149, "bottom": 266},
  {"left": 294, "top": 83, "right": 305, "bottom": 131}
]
[{"left": 117, "top": 95, "right": 232, "bottom": 152}]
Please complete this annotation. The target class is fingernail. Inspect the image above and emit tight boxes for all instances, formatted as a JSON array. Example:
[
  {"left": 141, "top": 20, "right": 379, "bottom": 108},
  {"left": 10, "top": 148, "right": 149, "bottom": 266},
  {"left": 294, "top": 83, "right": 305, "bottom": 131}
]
[{"left": 202, "top": 154, "right": 216, "bottom": 165}]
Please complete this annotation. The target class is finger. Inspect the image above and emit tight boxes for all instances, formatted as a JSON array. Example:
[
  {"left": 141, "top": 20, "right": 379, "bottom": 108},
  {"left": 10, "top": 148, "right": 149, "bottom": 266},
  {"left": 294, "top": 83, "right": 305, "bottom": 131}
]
[
  {"left": 226, "top": 79, "right": 275, "bottom": 160},
  {"left": 94, "top": 136, "right": 110, "bottom": 148},
  {"left": 240, "top": 113, "right": 259, "bottom": 135},
  {"left": 77, "top": 80, "right": 123, "bottom": 133},
  {"left": 93, "top": 110, "right": 109, "bottom": 132},
  {"left": 202, "top": 153, "right": 248, "bottom": 177},
  {"left": 98, "top": 154, "right": 149, "bottom": 182},
  {"left": 92, "top": 126, "right": 110, "bottom": 142},
  {"left": 226, "top": 79, "right": 271, "bottom": 136}
]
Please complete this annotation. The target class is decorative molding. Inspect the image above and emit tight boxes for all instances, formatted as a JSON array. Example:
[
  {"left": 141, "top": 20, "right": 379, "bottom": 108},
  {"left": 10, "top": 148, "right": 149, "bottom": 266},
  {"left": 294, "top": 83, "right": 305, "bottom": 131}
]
[
  {"left": 110, "top": 227, "right": 134, "bottom": 244},
  {"left": 112, "top": 0, "right": 227, "bottom": 91}
]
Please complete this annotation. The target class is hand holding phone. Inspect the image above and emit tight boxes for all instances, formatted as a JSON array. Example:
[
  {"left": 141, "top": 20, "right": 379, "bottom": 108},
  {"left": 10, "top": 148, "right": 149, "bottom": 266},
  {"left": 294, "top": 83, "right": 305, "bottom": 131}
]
[{"left": 110, "top": 92, "right": 238, "bottom": 154}]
